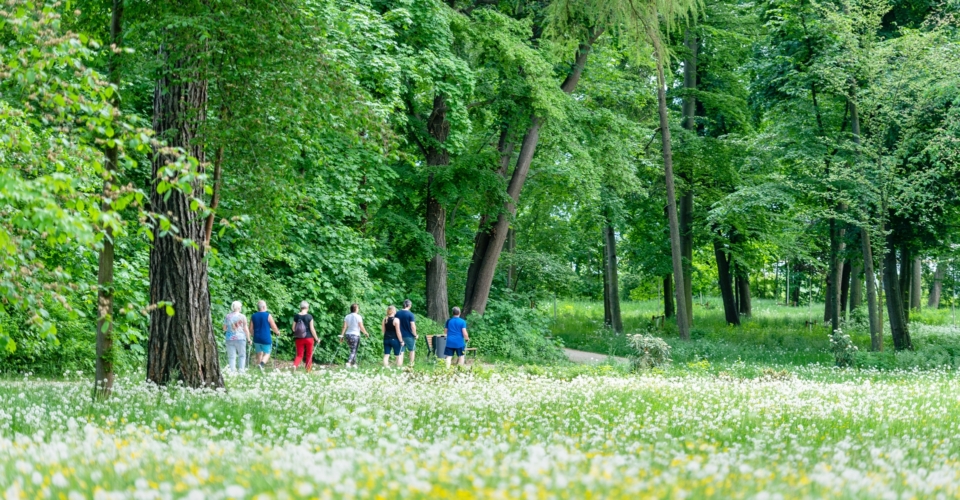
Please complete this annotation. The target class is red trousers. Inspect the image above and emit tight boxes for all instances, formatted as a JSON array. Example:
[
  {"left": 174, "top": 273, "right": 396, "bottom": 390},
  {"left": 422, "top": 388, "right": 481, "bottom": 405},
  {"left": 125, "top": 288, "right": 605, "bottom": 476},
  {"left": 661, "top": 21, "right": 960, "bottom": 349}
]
[{"left": 294, "top": 338, "right": 315, "bottom": 370}]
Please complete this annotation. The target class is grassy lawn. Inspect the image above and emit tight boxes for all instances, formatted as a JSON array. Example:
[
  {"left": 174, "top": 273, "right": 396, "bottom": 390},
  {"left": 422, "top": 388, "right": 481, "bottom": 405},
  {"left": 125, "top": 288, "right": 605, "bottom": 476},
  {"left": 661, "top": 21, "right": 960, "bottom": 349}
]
[{"left": 3, "top": 366, "right": 960, "bottom": 498}]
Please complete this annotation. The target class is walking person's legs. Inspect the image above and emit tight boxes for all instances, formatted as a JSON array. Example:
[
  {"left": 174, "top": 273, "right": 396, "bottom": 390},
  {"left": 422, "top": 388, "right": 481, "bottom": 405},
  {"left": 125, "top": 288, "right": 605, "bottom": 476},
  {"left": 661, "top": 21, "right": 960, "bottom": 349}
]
[
  {"left": 403, "top": 336, "right": 415, "bottom": 366},
  {"left": 346, "top": 335, "right": 360, "bottom": 367},
  {"left": 237, "top": 342, "right": 247, "bottom": 371},
  {"left": 303, "top": 338, "right": 315, "bottom": 372},
  {"left": 293, "top": 339, "right": 306, "bottom": 369},
  {"left": 227, "top": 341, "right": 238, "bottom": 371}
]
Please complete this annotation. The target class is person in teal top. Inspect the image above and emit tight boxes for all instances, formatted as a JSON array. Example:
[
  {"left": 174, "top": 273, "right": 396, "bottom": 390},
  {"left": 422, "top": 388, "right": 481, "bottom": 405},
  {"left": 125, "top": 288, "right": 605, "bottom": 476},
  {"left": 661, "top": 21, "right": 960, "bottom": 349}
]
[{"left": 443, "top": 306, "right": 469, "bottom": 368}]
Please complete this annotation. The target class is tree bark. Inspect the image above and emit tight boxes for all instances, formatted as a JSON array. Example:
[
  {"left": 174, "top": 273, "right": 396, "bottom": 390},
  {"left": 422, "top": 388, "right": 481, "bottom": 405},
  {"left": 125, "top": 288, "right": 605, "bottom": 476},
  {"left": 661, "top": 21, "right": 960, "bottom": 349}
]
[
  {"left": 146, "top": 39, "right": 223, "bottom": 388},
  {"left": 910, "top": 257, "right": 922, "bottom": 311},
  {"left": 714, "top": 238, "right": 740, "bottom": 326},
  {"left": 737, "top": 274, "right": 752, "bottom": 317},
  {"left": 849, "top": 259, "right": 863, "bottom": 313},
  {"left": 839, "top": 259, "right": 851, "bottom": 319},
  {"left": 463, "top": 32, "right": 601, "bottom": 316},
  {"left": 862, "top": 228, "right": 882, "bottom": 350},
  {"left": 899, "top": 246, "right": 911, "bottom": 323},
  {"left": 884, "top": 238, "right": 912, "bottom": 351},
  {"left": 663, "top": 274, "right": 675, "bottom": 319},
  {"left": 603, "top": 224, "right": 623, "bottom": 332},
  {"left": 679, "top": 28, "right": 697, "bottom": 327},
  {"left": 425, "top": 95, "right": 451, "bottom": 323},
  {"left": 95, "top": 0, "right": 124, "bottom": 399},
  {"left": 928, "top": 261, "right": 945, "bottom": 309},
  {"left": 826, "top": 218, "right": 841, "bottom": 331},
  {"left": 651, "top": 34, "right": 690, "bottom": 340},
  {"left": 506, "top": 228, "right": 516, "bottom": 290}
]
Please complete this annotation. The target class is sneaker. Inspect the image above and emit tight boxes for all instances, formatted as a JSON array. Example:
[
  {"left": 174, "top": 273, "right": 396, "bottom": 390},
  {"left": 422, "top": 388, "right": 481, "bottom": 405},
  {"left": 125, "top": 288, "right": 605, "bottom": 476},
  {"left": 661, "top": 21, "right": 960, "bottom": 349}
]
[{"left": 257, "top": 362, "right": 264, "bottom": 371}]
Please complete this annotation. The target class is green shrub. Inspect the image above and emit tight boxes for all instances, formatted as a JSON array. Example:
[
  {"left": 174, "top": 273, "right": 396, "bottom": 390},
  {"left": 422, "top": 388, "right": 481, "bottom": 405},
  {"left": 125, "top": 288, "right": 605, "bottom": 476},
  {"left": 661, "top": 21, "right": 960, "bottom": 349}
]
[
  {"left": 466, "top": 300, "right": 565, "bottom": 363},
  {"left": 829, "top": 329, "right": 858, "bottom": 368},
  {"left": 627, "top": 333, "right": 671, "bottom": 370}
]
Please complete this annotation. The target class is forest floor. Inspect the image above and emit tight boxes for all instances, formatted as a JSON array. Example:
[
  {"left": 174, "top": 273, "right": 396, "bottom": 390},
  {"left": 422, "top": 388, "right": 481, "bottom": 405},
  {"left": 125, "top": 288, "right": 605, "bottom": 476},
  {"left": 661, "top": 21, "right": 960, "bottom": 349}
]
[{"left": 563, "top": 347, "right": 628, "bottom": 364}]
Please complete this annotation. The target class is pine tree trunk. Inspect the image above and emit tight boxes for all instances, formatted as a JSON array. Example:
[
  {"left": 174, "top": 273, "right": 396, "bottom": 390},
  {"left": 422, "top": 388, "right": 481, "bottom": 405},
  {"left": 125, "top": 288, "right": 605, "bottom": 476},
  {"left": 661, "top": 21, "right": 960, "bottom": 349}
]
[
  {"left": 663, "top": 275, "right": 675, "bottom": 319},
  {"left": 861, "top": 228, "right": 882, "bottom": 350},
  {"left": 425, "top": 95, "right": 451, "bottom": 324},
  {"left": 679, "top": 28, "right": 697, "bottom": 327},
  {"left": 95, "top": 0, "right": 124, "bottom": 399},
  {"left": 884, "top": 239, "right": 912, "bottom": 351},
  {"left": 714, "top": 238, "right": 740, "bottom": 326},
  {"left": 463, "top": 34, "right": 600, "bottom": 315},
  {"left": 603, "top": 224, "right": 623, "bottom": 333},
  {"left": 928, "top": 262, "right": 945, "bottom": 309},
  {"left": 146, "top": 39, "right": 223, "bottom": 388},
  {"left": 652, "top": 35, "right": 690, "bottom": 340},
  {"left": 737, "top": 274, "right": 752, "bottom": 317},
  {"left": 910, "top": 257, "right": 922, "bottom": 311}
]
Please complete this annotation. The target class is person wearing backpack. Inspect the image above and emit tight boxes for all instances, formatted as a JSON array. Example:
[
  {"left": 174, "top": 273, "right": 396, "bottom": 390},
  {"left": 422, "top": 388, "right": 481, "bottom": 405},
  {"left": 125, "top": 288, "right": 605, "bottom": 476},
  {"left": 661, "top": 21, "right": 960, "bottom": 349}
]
[
  {"left": 292, "top": 301, "right": 319, "bottom": 372},
  {"left": 339, "top": 303, "right": 370, "bottom": 368},
  {"left": 223, "top": 301, "right": 251, "bottom": 372}
]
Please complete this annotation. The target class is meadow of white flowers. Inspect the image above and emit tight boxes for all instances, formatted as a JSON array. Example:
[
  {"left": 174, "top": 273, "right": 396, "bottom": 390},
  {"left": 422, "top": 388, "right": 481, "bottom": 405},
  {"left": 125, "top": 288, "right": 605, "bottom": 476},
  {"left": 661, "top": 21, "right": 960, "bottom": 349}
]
[{"left": 1, "top": 366, "right": 959, "bottom": 499}]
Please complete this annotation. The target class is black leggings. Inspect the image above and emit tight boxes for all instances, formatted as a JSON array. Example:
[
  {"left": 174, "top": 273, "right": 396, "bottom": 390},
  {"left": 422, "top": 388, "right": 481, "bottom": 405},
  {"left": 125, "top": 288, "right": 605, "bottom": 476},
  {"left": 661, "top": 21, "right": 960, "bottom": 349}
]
[{"left": 345, "top": 334, "right": 360, "bottom": 365}]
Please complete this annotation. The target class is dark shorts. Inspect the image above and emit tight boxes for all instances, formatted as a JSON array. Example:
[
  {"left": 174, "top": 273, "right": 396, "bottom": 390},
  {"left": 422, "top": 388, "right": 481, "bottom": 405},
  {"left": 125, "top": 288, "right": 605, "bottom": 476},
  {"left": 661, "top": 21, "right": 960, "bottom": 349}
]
[
  {"left": 444, "top": 347, "right": 465, "bottom": 357},
  {"left": 402, "top": 336, "right": 416, "bottom": 352},
  {"left": 383, "top": 338, "right": 402, "bottom": 356}
]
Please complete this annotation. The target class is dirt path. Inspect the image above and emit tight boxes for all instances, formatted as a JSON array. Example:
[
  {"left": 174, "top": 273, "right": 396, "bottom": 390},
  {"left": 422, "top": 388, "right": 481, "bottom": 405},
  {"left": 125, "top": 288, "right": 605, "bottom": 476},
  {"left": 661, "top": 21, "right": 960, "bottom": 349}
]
[{"left": 563, "top": 348, "right": 628, "bottom": 364}]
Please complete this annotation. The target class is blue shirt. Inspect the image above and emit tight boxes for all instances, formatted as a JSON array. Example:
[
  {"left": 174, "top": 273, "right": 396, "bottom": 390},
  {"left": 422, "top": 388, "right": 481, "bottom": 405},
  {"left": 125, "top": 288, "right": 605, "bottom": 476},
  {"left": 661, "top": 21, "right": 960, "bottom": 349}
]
[
  {"left": 445, "top": 317, "right": 467, "bottom": 349},
  {"left": 251, "top": 311, "right": 273, "bottom": 345},
  {"left": 396, "top": 309, "right": 416, "bottom": 338}
]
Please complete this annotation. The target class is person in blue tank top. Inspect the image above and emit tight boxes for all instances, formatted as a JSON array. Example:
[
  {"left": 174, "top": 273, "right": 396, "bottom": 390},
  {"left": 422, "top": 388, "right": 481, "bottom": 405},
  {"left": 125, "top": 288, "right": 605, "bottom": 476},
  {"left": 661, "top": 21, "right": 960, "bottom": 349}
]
[
  {"left": 444, "top": 306, "right": 469, "bottom": 368},
  {"left": 250, "top": 300, "right": 281, "bottom": 370}
]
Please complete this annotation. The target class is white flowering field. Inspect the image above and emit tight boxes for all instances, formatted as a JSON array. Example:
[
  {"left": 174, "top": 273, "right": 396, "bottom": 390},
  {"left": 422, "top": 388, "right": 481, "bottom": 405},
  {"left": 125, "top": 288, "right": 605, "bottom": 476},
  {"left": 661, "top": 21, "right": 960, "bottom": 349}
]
[{"left": 2, "top": 367, "right": 960, "bottom": 499}]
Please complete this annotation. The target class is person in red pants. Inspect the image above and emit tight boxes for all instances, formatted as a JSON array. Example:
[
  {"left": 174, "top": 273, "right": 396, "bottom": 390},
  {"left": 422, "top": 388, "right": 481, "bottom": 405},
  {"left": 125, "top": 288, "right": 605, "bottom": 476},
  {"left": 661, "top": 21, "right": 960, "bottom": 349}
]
[{"left": 291, "top": 301, "right": 319, "bottom": 372}]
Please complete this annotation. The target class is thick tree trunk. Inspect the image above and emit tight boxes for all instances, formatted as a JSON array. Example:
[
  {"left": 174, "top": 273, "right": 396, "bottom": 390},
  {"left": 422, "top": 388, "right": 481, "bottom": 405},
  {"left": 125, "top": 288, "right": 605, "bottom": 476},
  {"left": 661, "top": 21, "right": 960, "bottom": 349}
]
[
  {"left": 679, "top": 28, "right": 697, "bottom": 327},
  {"left": 146, "top": 40, "right": 223, "bottom": 388},
  {"left": 425, "top": 95, "right": 451, "bottom": 323},
  {"left": 737, "top": 274, "right": 752, "bottom": 317},
  {"left": 849, "top": 260, "right": 863, "bottom": 313},
  {"left": 839, "top": 259, "right": 851, "bottom": 319},
  {"left": 663, "top": 274, "right": 675, "bottom": 319},
  {"left": 928, "top": 262, "right": 945, "bottom": 309},
  {"left": 910, "top": 257, "right": 922, "bottom": 311},
  {"left": 884, "top": 239, "right": 912, "bottom": 351},
  {"left": 714, "top": 239, "right": 740, "bottom": 326},
  {"left": 95, "top": 0, "right": 124, "bottom": 399},
  {"left": 603, "top": 224, "right": 623, "bottom": 333},
  {"left": 861, "top": 228, "right": 882, "bottom": 350},
  {"left": 463, "top": 33, "right": 601, "bottom": 315},
  {"left": 652, "top": 35, "right": 690, "bottom": 340},
  {"left": 898, "top": 246, "right": 911, "bottom": 323}
]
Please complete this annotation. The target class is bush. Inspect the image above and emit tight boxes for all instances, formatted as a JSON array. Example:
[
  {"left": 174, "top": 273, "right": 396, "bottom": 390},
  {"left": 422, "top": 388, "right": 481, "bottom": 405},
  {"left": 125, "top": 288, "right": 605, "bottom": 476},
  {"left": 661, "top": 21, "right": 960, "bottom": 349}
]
[
  {"left": 466, "top": 300, "right": 565, "bottom": 363},
  {"left": 829, "top": 329, "right": 858, "bottom": 368},
  {"left": 627, "top": 333, "right": 671, "bottom": 370}
]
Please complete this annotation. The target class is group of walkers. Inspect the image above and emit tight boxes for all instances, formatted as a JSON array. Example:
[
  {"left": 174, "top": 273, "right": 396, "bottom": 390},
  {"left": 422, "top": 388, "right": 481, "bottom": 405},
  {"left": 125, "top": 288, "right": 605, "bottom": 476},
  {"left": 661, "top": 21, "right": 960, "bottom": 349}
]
[{"left": 221, "top": 299, "right": 469, "bottom": 372}]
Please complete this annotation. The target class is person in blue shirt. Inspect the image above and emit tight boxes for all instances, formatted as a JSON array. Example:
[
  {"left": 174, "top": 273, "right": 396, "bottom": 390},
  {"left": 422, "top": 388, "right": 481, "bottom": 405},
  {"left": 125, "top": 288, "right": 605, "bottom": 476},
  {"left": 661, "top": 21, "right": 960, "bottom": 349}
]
[
  {"left": 444, "top": 306, "right": 469, "bottom": 368},
  {"left": 395, "top": 299, "right": 418, "bottom": 365},
  {"left": 250, "top": 300, "right": 281, "bottom": 370}
]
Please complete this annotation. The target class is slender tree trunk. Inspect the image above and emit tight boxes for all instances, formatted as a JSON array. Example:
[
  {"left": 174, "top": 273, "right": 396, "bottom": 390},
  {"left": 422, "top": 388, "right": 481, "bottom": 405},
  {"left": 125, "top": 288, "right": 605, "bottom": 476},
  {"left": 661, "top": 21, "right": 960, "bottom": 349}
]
[
  {"left": 664, "top": 275, "right": 675, "bottom": 319},
  {"left": 839, "top": 259, "right": 851, "bottom": 319},
  {"left": 603, "top": 245, "right": 612, "bottom": 327},
  {"left": 910, "top": 257, "right": 922, "bottom": 311},
  {"left": 425, "top": 95, "right": 451, "bottom": 323},
  {"left": 603, "top": 223, "right": 623, "bottom": 332},
  {"left": 651, "top": 35, "right": 690, "bottom": 340},
  {"left": 862, "top": 228, "right": 882, "bottom": 350},
  {"left": 929, "top": 262, "right": 945, "bottom": 309},
  {"left": 506, "top": 228, "right": 516, "bottom": 290},
  {"left": 849, "top": 259, "right": 863, "bottom": 313},
  {"left": 679, "top": 28, "right": 697, "bottom": 327},
  {"left": 95, "top": 0, "right": 124, "bottom": 399},
  {"left": 146, "top": 38, "right": 223, "bottom": 388},
  {"left": 884, "top": 238, "right": 912, "bottom": 351},
  {"left": 463, "top": 33, "right": 601, "bottom": 315},
  {"left": 899, "top": 246, "right": 911, "bottom": 323},
  {"left": 714, "top": 238, "right": 740, "bottom": 326},
  {"left": 737, "top": 274, "right": 752, "bottom": 317},
  {"left": 826, "top": 218, "right": 841, "bottom": 331}
]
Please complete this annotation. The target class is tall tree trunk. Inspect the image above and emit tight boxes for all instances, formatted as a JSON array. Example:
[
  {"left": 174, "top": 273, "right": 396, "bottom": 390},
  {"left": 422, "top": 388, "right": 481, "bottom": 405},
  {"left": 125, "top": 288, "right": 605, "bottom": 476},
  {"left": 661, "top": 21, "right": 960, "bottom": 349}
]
[
  {"left": 651, "top": 34, "right": 690, "bottom": 340},
  {"left": 95, "top": 0, "right": 124, "bottom": 399},
  {"left": 839, "top": 259, "right": 851, "bottom": 319},
  {"left": 928, "top": 262, "right": 945, "bottom": 309},
  {"left": 146, "top": 38, "right": 222, "bottom": 388},
  {"left": 737, "top": 274, "right": 752, "bottom": 317},
  {"left": 714, "top": 238, "right": 740, "bottom": 326},
  {"left": 603, "top": 223, "right": 623, "bottom": 333},
  {"left": 849, "top": 259, "right": 863, "bottom": 313},
  {"left": 603, "top": 245, "right": 612, "bottom": 327},
  {"left": 899, "top": 246, "right": 911, "bottom": 323},
  {"left": 862, "top": 229, "right": 882, "bottom": 350},
  {"left": 826, "top": 218, "right": 841, "bottom": 331},
  {"left": 910, "top": 257, "right": 922, "bottom": 311},
  {"left": 679, "top": 28, "right": 697, "bottom": 327},
  {"left": 506, "top": 228, "right": 516, "bottom": 290},
  {"left": 884, "top": 238, "right": 912, "bottom": 351},
  {"left": 463, "top": 33, "right": 601, "bottom": 315},
  {"left": 663, "top": 274, "right": 675, "bottom": 319},
  {"left": 425, "top": 95, "right": 451, "bottom": 323}
]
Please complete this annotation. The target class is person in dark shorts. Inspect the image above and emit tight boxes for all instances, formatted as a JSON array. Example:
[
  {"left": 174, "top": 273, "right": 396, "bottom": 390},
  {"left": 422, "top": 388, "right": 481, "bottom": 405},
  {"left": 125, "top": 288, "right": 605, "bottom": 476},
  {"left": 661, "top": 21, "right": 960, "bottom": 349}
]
[
  {"left": 292, "top": 301, "right": 319, "bottom": 372},
  {"left": 395, "top": 299, "right": 418, "bottom": 365},
  {"left": 250, "top": 300, "right": 281, "bottom": 370},
  {"left": 444, "top": 306, "right": 469, "bottom": 368},
  {"left": 381, "top": 305, "right": 403, "bottom": 368}
]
